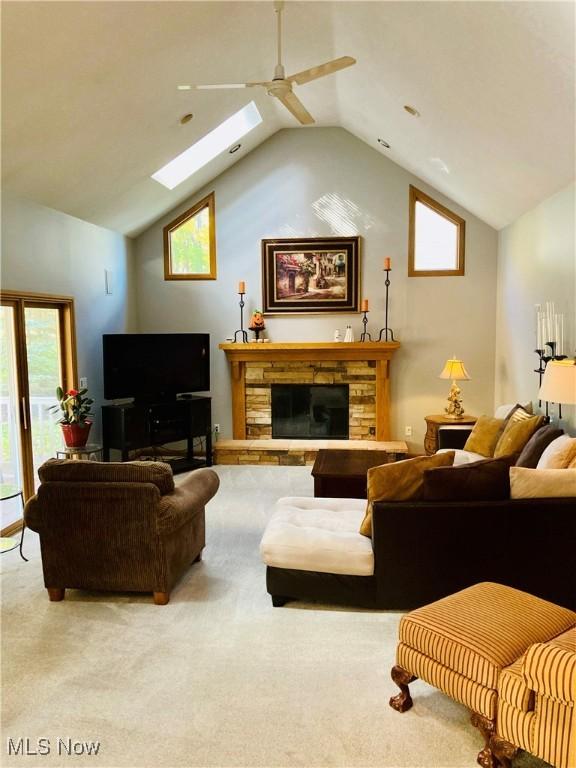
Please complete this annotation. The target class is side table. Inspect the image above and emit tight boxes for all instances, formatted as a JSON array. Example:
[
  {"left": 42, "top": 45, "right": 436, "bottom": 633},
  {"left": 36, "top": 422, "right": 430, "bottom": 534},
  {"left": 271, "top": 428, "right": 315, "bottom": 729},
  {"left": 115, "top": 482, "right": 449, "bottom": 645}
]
[
  {"left": 424, "top": 414, "right": 477, "bottom": 455},
  {"left": 56, "top": 443, "right": 103, "bottom": 461}
]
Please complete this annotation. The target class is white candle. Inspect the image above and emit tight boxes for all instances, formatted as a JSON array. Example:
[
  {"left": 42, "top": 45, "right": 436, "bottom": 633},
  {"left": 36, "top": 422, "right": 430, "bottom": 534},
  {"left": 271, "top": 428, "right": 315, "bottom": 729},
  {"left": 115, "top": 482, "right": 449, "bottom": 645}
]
[
  {"left": 535, "top": 305, "right": 541, "bottom": 349},
  {"left": 547, "top": 302, "right": 556, "bottom": 343},
  {"left": 555, "top": 315, "right": 560, "bottom": 350}
]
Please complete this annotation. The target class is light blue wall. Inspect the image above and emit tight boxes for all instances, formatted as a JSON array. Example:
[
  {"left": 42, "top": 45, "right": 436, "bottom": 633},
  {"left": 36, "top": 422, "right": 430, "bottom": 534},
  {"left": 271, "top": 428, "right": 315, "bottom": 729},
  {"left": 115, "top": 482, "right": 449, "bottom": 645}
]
[
  {"left": 1, "top": 194, "right": 136, "bottom": 441},
  {"left": 495, "top": 182, "right": 575, "bottom": 433},
  {"left": 134, "top": 128, "right": 499, "bottom": 449}
]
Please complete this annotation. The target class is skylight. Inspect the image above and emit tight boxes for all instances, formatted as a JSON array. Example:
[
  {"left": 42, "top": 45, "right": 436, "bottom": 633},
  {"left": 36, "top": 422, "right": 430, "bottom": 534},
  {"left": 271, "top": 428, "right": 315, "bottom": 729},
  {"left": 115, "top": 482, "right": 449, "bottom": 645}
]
[{"left": 152, "top": 101, "right": 262, "bottom": 190}]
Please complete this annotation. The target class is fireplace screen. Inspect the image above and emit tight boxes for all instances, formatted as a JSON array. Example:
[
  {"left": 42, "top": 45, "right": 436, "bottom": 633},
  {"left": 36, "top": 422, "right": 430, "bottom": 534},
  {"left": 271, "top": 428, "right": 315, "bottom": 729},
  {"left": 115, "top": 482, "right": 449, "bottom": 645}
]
[{"left": 271, "top": 384, "right": 349, "bottom": 439}]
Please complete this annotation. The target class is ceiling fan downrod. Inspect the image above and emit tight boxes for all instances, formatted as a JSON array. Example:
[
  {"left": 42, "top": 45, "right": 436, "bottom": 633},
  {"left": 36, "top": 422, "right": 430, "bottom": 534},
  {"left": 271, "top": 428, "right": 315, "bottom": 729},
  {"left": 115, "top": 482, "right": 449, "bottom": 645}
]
[{"left": 273, "top": 1, "right": 285, "bottom": 81}]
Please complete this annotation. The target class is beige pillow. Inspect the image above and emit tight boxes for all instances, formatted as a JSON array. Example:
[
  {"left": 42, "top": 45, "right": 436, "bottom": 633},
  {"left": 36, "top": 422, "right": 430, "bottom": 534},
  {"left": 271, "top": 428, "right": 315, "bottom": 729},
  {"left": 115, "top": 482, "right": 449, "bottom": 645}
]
[
  {"left": 536, "top": 435, "right": 576, "bottom": 469},
  {"left": 463, "top": 416, "right": 505, "bottom": 457},
  {"left": 510, "top": 467, "right": 576, "bottom": 498},
  {"left": 536, "top": 435, "right": 572, "bottom": 469},
  {"left": 359, "top": 452, "right": 455, "bottom": 538},
  {"left": 493, "top": 415, "right": 545, "bottom": 459}
]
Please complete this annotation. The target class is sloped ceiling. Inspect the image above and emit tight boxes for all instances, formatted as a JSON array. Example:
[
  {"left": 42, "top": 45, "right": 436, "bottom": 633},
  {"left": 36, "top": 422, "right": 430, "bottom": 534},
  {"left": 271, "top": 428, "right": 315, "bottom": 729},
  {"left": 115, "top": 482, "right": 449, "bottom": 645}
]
[{"left": 2, "top": 1, "right": 574, "bottom": 236}]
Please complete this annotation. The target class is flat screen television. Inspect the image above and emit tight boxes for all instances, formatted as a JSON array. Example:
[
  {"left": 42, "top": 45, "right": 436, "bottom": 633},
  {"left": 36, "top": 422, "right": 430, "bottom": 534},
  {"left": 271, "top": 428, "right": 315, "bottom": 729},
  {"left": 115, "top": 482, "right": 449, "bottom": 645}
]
[{"left": 103, "top": 333, "right": 210, "bottom": 402}]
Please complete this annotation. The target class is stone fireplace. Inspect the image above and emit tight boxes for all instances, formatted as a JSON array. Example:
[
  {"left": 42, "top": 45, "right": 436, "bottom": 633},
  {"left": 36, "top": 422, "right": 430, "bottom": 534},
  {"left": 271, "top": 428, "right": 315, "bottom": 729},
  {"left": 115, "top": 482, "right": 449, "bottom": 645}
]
[{"left": 219, "top": 342, "right": 400, "bottom": 441}]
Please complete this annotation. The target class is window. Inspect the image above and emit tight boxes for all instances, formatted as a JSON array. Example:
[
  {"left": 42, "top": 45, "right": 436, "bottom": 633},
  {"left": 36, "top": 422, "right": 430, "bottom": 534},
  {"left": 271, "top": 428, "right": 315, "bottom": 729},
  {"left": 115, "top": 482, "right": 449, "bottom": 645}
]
[
  {"left": 163, "top": 192, "right": 216, "bottom": 280},
  {"left": 151, "top": 101, "right": 262, "bottom": 189},
  {"left": 408, "top": 185, "right": 465, "bottom": 276}
]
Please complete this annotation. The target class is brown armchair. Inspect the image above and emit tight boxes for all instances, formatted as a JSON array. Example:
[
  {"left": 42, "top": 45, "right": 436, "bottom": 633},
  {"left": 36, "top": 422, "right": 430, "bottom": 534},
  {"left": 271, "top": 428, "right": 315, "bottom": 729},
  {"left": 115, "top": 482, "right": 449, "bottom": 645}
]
[{"left": 25, "top": 459, "right": 219, "bottom": 605}]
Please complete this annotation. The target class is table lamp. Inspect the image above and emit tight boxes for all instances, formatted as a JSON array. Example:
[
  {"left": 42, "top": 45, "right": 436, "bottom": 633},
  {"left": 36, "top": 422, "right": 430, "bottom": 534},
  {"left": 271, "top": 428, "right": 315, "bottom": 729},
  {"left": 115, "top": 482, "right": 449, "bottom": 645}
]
[
  {"left": 538, "top": 359, "right": 576, "bottom": 420},
  {"left": 439, "top": 357, "right": 471, "bottom": 419}
]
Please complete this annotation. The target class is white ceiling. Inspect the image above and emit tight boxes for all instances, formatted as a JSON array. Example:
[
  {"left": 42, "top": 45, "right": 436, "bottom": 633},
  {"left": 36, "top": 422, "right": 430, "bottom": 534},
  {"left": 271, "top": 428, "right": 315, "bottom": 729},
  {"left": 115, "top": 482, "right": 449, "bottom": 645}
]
[{"left": 2, "top": 1, "right": 574, "bottom": 236}]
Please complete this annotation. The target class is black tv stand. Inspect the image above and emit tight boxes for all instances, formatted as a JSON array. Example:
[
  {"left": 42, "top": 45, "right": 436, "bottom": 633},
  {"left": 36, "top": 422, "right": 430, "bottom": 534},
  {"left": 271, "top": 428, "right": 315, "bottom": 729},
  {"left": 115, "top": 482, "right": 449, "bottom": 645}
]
[{"left": 102, "top": 396, "right": 212, "bottom": 472}]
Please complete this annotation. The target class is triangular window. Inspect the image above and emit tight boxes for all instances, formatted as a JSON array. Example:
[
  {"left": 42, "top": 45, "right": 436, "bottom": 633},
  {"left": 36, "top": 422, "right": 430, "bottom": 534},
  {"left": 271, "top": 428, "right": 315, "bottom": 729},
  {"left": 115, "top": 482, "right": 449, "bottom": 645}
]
[
  {"left": 408, "top": 186, "right": 465, "bottom": 276},
  {"left": 163, "top": 192, "right": 216, "bottom": 280}
]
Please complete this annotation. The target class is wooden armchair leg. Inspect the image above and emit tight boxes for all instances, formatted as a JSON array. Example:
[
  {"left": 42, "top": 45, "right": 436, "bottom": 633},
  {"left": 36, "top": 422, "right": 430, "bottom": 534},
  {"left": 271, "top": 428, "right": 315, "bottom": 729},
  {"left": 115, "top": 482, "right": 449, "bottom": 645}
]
[
  {"left": 471, "top": 712, "right": 497, "bottom": 768},
  {"left": 389, "top": 665, "right": 416, "bottom": 712},
  {"left": 47, "top": 588, "right": 65, "bottom": 601},
  {"left": 153, "top": 591, "right": 170, "bottom": 605},
  {"left": 490, "top": 736, "right": 518, "bottom": 768}
]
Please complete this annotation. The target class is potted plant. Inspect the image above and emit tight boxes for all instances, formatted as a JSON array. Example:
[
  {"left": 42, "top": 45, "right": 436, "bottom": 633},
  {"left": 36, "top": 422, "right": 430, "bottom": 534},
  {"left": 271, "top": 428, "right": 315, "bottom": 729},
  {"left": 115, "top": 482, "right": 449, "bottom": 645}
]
[{"left": 49, "top": 386, "right": 94, "bottom": 447}]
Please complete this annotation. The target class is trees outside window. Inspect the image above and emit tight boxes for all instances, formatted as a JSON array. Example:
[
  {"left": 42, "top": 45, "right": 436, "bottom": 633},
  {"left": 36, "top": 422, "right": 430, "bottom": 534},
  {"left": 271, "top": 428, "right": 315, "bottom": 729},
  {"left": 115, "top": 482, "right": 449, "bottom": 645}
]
[{"left": 163, "top": 192, "right": 216, "bottom": 280}]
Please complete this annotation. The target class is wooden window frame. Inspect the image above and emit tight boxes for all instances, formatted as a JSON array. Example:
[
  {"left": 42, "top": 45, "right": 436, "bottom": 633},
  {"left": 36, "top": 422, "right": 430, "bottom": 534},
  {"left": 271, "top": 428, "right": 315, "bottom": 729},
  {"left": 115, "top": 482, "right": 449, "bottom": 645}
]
[
  {"left": 408, "top": 185, "right": 466, "bottom": 277},
  {"left": 163, "top": 192, "right": 216, "bottom": 281},
  {"left": 0, "top": 290, "right": 77, "bottom": 511}
]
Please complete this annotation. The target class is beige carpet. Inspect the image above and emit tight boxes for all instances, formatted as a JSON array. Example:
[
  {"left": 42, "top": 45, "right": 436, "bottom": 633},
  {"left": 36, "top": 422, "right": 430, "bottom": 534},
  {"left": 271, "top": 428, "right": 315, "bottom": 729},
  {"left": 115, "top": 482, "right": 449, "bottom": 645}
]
[{"left": 1, "top": 465, "right": 548, "bottom": 768}]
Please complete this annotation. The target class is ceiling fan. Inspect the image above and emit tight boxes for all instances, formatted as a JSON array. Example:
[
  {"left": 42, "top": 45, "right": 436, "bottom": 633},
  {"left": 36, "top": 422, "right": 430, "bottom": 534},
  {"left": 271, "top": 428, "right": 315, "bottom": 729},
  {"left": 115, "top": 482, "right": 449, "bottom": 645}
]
[{"left": 178, "top": 1, "right": 356, "bottom": 125}]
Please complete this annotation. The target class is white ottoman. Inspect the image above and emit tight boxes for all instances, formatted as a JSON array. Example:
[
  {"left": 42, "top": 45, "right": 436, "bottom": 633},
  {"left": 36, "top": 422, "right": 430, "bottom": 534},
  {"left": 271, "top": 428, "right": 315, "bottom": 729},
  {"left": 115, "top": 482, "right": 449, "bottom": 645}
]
[{"left": 260, "top": 496, "right": 375, "bottom": 607}]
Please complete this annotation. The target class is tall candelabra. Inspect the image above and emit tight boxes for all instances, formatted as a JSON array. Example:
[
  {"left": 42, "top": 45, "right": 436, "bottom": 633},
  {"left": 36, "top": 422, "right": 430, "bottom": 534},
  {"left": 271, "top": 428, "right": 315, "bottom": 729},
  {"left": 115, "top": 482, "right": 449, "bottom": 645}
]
[
  {"left": 233, "top": 291, "right": 248, "bottom": 343},
  {"left": 377, "top": 268, "right": 396, "bottom": 342}
]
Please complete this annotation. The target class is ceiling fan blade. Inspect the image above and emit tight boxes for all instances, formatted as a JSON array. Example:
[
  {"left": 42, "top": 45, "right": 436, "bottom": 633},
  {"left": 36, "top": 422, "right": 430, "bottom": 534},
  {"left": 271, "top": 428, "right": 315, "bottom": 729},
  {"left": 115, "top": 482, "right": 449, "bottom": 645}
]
[
  {"left": 195, "top": 83, "right": 248, "bottom": 90},
  {"left": 287, "top": 56, "right": 356, "bottom": 86},
  {"left": 275, "top": 89, "right": 315, "bottom": 125},
  {"left": 187, "top": 81, "right": 271, "bottom": 91}
]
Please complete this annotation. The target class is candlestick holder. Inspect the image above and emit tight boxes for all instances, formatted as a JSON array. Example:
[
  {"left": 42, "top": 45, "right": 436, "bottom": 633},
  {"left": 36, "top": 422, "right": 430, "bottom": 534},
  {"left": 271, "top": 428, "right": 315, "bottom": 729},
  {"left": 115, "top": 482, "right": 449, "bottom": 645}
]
[
  {"left": 360, "top": 311, "right": 372, "bottom": 342},
  {"left": 233, "top": 292, "right": 248, "bottom": 343},
  {"left": 377, "top": 268, "right": 396, "bottom": 342}
]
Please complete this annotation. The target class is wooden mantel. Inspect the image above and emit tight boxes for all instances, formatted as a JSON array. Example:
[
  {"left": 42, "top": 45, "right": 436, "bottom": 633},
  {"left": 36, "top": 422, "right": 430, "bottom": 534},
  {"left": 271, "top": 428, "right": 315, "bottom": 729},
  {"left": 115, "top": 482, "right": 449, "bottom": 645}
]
[{"left": 219, "top": 342, "right": 400, "bottom": 441}]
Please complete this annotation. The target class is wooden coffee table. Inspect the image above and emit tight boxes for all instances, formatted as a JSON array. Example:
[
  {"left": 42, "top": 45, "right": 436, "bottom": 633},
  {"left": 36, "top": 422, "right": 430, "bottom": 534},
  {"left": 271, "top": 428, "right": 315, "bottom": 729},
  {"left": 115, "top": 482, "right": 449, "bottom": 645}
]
[{"left": 312, "top": 449, "right": 396, "bottom": 499}]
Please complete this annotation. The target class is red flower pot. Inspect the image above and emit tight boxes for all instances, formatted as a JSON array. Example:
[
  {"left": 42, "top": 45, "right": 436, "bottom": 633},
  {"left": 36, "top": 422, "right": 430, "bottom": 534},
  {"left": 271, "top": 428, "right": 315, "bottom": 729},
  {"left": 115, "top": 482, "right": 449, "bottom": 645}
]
[{"left": 61, "top": 421, "right": 92, "bottom": 448}]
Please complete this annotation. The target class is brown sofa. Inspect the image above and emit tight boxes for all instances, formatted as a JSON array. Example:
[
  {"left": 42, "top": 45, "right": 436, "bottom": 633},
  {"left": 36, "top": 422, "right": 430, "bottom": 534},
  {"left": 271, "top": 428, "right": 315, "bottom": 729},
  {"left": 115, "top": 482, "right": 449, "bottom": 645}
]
[
  {"left": 263, "top": 495, "right": 576, "bottom": 611},
  {"left": 25, "top": 459, "right": 219, "bottom": 604}
]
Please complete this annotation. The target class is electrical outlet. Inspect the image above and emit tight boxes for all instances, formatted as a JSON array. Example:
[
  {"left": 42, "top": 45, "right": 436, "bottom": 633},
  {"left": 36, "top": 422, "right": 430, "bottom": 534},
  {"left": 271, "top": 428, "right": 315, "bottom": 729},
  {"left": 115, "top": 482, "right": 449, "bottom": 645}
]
[
  {"left": 369, "top": 426, "right": 375, "bottom": 436},
  {"left": 214, "top": 424, "right": 220, "bottom": 433},
  {"left": 405, "top": 425, "right": 413, "bottom": 437},
  {"left": 79, "top": 377, "right": 88, "bottom": 389}
]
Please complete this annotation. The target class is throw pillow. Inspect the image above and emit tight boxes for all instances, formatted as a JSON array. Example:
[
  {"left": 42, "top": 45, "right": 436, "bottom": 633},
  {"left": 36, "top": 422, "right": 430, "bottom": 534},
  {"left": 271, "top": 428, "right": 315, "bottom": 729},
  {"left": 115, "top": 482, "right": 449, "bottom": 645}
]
[
  {"left": 463, "top": 416, "right": 506, "bottom": 457},
  {"left": 421, "top": 456, "right": 514, "bottom": 501},
  {"left": 494, "top": 402, "right": 533, "bottom": 420},
  {"left": 359, "top": 452, "right": 455, "bottom": 538},
  {"left": 510, "top": 467, "right": 576, "bottom": 499},
  {"left": 536, "top": 435, "right": 576, "bottom": 469},
  {"left": 515, "top": 425, "right": 564, "bottom": 468},
  {"left": 507, "top": 404, "right": 536, "bottom": 423},
  {"left": 493, "top": 414, "right": 545, "bottom": 459}
]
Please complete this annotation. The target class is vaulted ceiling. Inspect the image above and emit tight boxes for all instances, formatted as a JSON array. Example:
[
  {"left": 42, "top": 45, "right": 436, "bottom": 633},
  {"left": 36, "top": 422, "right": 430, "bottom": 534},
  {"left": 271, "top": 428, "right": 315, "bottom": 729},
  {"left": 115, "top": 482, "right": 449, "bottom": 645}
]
[{"left": 2, "top": 1, "right": 574, "bottom": 237}]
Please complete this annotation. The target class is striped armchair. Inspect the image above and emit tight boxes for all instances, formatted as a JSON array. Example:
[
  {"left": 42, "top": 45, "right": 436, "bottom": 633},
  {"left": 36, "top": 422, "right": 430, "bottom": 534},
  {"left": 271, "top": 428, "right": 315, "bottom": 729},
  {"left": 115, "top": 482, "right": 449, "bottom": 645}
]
[{"left": 494, "top": 627, "right": 576, "bottom": 768}]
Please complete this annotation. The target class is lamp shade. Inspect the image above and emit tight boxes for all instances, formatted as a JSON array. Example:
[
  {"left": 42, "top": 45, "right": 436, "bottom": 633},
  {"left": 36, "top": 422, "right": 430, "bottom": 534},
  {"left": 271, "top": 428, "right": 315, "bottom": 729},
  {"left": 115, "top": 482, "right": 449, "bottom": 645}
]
[
  {"left": 539, "top": 360, "right": 576, "bottom": 404},
  {"left": 439, "top": 358, "right": 471, "bottom": 381}
]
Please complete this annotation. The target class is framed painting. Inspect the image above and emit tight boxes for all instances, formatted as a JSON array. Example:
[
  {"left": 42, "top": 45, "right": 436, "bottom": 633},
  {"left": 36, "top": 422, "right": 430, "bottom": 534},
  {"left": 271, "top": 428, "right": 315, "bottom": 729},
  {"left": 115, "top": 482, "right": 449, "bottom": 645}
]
[
  {"left": 261, "top": 236, "right": 361, "bottom": 314},
  {"left": 163, "top": 192, "right": 216, "bottom": 280}
]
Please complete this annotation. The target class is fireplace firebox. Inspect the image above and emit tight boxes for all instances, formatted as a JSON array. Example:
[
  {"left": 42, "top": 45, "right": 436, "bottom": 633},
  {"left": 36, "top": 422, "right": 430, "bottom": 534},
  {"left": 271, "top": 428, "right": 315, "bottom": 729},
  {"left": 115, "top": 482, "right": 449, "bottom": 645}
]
[{"left": 271, "top": 384, "right": 349, "bottom": 439}]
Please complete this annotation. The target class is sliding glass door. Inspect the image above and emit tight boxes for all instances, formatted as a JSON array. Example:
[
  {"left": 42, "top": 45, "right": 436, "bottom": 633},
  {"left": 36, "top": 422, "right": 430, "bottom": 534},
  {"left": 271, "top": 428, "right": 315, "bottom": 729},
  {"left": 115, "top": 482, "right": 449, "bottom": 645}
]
[
  {"left": 24, "top": 307, "right": 67, "bottom": 487},
  {"left": 0, "top": 292, "right": 76, "bottom": 534}
]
